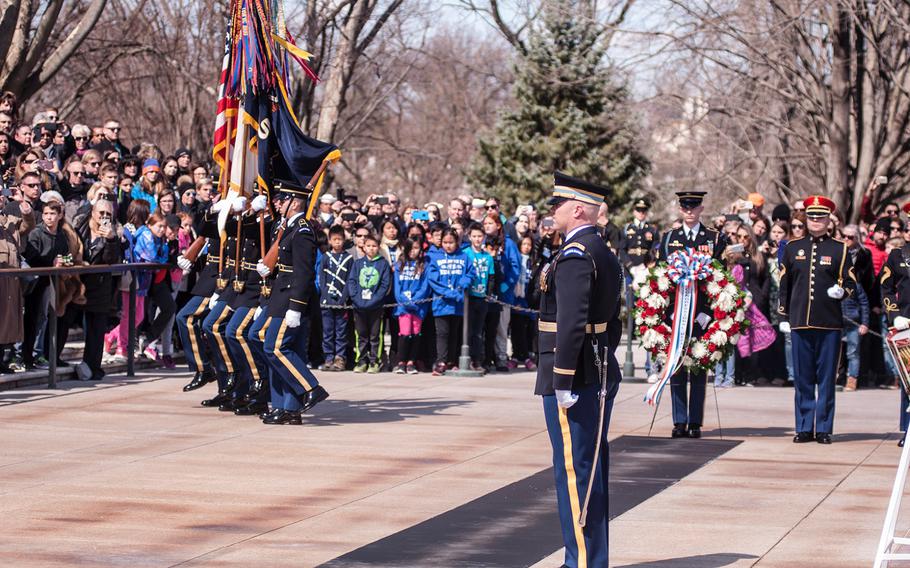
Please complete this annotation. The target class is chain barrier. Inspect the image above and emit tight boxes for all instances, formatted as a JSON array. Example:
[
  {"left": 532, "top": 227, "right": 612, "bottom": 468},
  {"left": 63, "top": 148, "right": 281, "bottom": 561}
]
[{"left": 319, "top": 294, "right": 541, "bottom": 314}]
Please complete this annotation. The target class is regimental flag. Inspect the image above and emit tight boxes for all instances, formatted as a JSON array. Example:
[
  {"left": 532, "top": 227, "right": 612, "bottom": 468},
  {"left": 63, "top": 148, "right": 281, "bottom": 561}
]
[{"left": 256, "top": 85, "right": 341, "bottom": 218}]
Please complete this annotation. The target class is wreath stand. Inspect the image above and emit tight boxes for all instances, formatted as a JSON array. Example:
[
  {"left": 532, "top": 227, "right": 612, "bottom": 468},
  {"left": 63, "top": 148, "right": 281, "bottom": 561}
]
[{"left": 874, "top": 329, "right": 910, "bottom": 567}]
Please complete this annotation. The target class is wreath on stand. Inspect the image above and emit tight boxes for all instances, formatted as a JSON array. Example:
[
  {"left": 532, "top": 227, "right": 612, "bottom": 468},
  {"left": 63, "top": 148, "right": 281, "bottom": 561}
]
[{"left": 631, "top": 250, "right": 750, "bottom": 378}]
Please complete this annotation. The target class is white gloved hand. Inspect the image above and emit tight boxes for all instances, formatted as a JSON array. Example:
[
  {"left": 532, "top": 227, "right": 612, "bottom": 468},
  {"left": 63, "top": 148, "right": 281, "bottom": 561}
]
[
  {"left": 177, "top": 255, "right": 192, "bottom": 271},
  {"left": 250, "top": 195, "right": 268, "bottom": 212},
  {"left": 210, "top": 292, "right": 220, "bottom": 305},
  {"left": 210, "top": 200, "right": 229, "bottom": 214},
  {"left": 255, "top": 260, "right": 271, "bottom": 277},
  {"left": 231, "top": 196, "right": 247, "bottom": 213},
  {"left": 827, "top": 284, "right": 845, "bottom": 299},
  {"left": 778, "top": 321, "right": 791, "bottom": 333},
  {"left": 555, "top": 389, "right": 579, "bottom": 409},
  {"left": 254, "top": 306, "right": 263, "bottom": 320},
  {"left": 695, "top": 312, "right": 711, "bottom": 329},
  {"left": 894, "top": 316, "right": 910, "bottom": 331},
  {"left": 285, "top": 309, "right": 301, "bottom": 328}
]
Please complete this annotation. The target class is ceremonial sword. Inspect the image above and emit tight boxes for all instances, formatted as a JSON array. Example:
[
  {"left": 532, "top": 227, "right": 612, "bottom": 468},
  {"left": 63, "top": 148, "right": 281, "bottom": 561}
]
[{"left": 578, "top": 337, "right": 608, "bottom": 528}]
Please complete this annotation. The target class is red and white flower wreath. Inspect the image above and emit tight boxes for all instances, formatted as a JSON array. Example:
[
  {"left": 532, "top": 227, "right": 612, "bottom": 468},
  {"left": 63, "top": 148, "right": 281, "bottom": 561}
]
[{"left": 631, "top": 260, "right": 749, "bottom": 373}]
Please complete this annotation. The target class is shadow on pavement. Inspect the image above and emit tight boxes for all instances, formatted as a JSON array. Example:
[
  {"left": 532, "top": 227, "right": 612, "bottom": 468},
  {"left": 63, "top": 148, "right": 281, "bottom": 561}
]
[
  {"left": 700, "top": 426, "right": 891, "bottom": 442},
  {"left": 616, "top": 552, "right": 758, "bottom": 567},
  {"left": 304, "top": 397, "right": 473, "bottom": 426}
]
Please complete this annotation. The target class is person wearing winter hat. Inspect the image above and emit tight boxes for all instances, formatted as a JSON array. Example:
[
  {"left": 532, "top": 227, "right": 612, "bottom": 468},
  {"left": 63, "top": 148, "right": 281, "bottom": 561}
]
[{"left": 130, "top": 158, "right": 165, "bottom": 212}]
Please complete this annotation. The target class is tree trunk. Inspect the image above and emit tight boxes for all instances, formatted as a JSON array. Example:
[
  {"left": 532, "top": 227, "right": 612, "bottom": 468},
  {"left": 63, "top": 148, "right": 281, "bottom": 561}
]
[{"left": 827, "top": 7, "right": 852, "bottom": 219}]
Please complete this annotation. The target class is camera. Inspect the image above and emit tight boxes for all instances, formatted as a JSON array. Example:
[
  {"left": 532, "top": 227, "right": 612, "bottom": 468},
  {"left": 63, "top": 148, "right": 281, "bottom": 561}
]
[
  {"left": 412, "top": 210, "right": 429, "bottom": 221},
  {"left": 341, "top": 213, "right": 357, "bottom": 222},
  {"left": 375, "top": 196, "right": 389, "bottom": 205}
]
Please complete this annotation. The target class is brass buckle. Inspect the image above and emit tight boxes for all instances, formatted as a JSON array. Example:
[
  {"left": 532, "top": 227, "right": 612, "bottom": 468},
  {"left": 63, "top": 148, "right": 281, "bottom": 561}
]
[
  {"left": 232, "top": 280, "right": 245, "bottom": 293},
  {"left": 216, "top": 278, "right": 228, "bottom": 291},
  {"left": 260, "top": 285, "right": 271, "bottom": 298}
]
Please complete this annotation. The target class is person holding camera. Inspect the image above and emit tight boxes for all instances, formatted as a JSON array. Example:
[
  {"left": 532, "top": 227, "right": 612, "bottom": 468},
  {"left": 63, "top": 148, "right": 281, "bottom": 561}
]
[{"left": 75, "top": 198, "right": 121, "bottom": 381}]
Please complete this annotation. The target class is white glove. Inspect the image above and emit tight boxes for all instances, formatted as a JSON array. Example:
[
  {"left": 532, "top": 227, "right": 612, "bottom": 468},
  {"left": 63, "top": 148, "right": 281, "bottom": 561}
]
[
  {"left": 254, "top": 306, "right": 263, "bottom": 320},
  {"left": 210, "top": 200, "right": 229, "bottom": 214},
  {"left": 231, "top": 196, "right": 247, "bottom": 213},
  {"left": 778, "top": 321, "right": 791, "bottom": 333},
  {"left": 250, "top": 195, "right": 268, "bottom": 212},
  {"left": 555, "top": 389, "right": 578, "bottom": 409},
  {"left": 255, "top": 260, "right": 271, "bottom": 277},
  {"left": 177, "top": 255, "right": 193, "bottom": 271},
  {"left": 827, "top": 285, "right": 845, "bottom": 299},
  {"left": 210, "top": 292, "right": 219, "bottom": 305},
  {"left": 285, "top": 309, "right": 301, "bottom": 328},
  {"left": 695, "top": 312, "right": 711, "bottom": 329},
  {"left": 894, "top": 316, "right": 910, "bottom": 331}
]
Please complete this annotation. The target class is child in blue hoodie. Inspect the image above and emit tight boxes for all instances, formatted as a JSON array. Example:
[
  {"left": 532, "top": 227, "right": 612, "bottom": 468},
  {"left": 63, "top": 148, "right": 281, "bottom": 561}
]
[
  {"left": 463, "top": 223, "right": 494, "bottom": 372},
  {"left": 346, "top": 234, "right": 391, "bottom": 373},
  {"left": 393, "top": 238, "right": 429, "bottom": 374},
  {"left": 427, "top": 228, "right": 475, "bottom": 375}
]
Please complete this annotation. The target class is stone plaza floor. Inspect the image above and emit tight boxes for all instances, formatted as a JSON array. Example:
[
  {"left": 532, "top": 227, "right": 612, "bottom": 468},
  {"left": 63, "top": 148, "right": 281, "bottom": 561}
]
[{"left": 0, "top": 366, "right": 907, "bottom": 567}]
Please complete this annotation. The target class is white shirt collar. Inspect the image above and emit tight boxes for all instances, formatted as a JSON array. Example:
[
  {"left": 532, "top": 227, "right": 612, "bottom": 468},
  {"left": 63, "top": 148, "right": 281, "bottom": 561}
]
[
  {"left": 684, "top": 222, "right": 701, "bottom": 238},
  {"left": 288, "top": 211, "right": 305, "bottom": 226},
  {"left": 566, "top": 224, "right": 593, "bottom": 241}
]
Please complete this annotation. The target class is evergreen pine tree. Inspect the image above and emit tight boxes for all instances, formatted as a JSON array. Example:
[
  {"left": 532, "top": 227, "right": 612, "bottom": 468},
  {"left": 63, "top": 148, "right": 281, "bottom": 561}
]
[{"left": 468, "top": 1, "right": 649, "bottom": 211}]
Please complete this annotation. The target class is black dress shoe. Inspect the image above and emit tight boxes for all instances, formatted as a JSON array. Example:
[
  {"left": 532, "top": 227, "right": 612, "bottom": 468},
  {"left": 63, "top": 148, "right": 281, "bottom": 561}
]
[
  {"left": 263, "top": 409, "right": 302, "bottom": 425},
  {"left": 201, "top": 391, "right": 232, "bottom": 407},
  {"left": 183, "top": 371, "right": 211, "bottom": 392},
  {"left": 671, "top": 424, "right": 688, "bottom": 439},
  {"left": 218, "top": 396, "right": 248, "bottom": 412},
  {"left": 816, "top": 433, "right": 832, "bottom": 444},
  {"left": 223, "top": 372, "right": 238, "bottom": 393},
  {"left": 259, "top": 408, "right": 276, "bottom": 420},
  {"left": 899, "top": 438, "right": 905, "bottom": 448},
  {"left": 235, "top": 400, "right": 269, "bottom": 416},
  {"left": 300, "top": 385, "right": 329, "bottom": 413},
  {"left": 687, "top": 425, "right": 702, "bottom": 439},
  {"left": 793, "top": 432, "right": 814, "bottom": 443}
]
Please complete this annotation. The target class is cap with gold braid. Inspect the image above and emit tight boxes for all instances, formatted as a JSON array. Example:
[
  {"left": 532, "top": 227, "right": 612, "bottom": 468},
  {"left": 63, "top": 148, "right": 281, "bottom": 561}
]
[
  {"left": 675, "top": 190, "right": 707, "bottom": 209},
  {"left": 803, "top": 195, "right": 836, "bottom": 217},
  {"left": 633, "top": 197, "right": 651, "bottom": 210},
  {"left": 547, "top": 171, "right": 610, "bottom": 206},
  {"left": 274, "top": 178, "right": 311, "bottom": 200}
]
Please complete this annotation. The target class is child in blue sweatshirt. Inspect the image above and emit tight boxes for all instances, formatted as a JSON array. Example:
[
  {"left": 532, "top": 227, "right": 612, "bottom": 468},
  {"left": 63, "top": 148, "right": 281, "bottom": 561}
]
[
  {"left": 463, "top": 223, "right": 495, "bottom": 372},
  {"left": 346, "top": 234, "right": 391, "bottom": 373},
  {"left": 393, "top": 238, "right": 430, "bottom": 374},
  {"left": 427, "top": 228, "right": 475, "bottom": 375},
  {"left": 319, "top": 226, "right": 353, "bottom": 371}
]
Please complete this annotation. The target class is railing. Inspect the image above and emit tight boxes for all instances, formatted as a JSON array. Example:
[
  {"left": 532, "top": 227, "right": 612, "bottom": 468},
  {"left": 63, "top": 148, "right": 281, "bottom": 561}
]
[{"left": 0, "top": 263, "right": 171, "bottom": 388}]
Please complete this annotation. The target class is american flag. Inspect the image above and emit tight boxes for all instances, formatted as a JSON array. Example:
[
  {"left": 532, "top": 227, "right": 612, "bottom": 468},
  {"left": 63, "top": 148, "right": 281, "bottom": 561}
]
[{"left": 212, "top": 33, "right": 238, "bottom": 176}]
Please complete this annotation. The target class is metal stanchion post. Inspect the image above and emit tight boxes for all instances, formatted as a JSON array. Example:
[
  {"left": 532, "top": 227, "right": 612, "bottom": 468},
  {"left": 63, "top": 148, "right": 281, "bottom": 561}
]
[
  {"left": 446, "top": 289, "right": 483, "bottom": 377},
  {"left": 127, "top": 269, "right": 136, "bottom": 377},
  {"left": 47, "top": 274, "right": 58, "bottom": 389},
  {"left": 623, "top": 281, "right": 635, "bottom": 378}
]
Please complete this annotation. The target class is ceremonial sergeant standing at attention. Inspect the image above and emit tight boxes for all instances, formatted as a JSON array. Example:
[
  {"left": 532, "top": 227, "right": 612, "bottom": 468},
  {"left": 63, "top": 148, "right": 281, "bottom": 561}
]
[
  {"left": 778, "top": 196, "right": 856, "bottom": 445},
  {"left": 260, "top": 179, "right": 329, "bottom": 425},
  {"left": 656, "top": 191, "right": 726, "bottom": 439},
  {"left": 878, "top": 203, "right": 910, "bottom": 446},
  {"left": 536, "top": 171, "right": 623, "bottom": 568}
]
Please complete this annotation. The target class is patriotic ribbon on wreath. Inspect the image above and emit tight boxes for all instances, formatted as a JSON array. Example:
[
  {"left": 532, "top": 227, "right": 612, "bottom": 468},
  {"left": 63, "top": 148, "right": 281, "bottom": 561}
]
[{"left": 644, "top": 249, "right": 714, "bottom": 407}]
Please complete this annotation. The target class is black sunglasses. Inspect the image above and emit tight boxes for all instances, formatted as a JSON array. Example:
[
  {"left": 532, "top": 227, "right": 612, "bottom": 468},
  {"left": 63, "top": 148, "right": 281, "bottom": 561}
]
[{"left": 791, "top": 223, "right": 805, "bottom": 229}]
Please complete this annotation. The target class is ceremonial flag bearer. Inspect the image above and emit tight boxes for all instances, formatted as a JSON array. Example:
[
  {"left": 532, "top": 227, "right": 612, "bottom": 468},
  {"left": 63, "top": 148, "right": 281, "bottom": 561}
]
[
  {"left": 536, "top": 171, "right": 623, "bottom": 568},
  {"left": 778, "top": 195, "right": 856, "bottom": 444}
]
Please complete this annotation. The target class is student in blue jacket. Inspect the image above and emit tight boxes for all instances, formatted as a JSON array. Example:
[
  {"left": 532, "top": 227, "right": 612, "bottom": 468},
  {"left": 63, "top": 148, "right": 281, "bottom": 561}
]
[
  {"left": 346, "top": 234, "right": 391, "bottom": 373},
  {"left": 427, "top": 228, "right": 475, "bottom": 375},
  {"left": 393, "top": 238, "right": 429, "bottom": 374},
  {"left": 482, "top": 213, "right": 520, "bottom": 372}
]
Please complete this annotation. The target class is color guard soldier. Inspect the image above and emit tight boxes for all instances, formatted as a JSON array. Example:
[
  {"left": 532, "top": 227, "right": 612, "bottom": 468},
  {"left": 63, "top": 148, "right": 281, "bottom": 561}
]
[
  {"left": 536, "top": 171, "right": 623, "bottom": 568},
  {"left": 220, "top": 194, "right": 271, "bottom": 413},
  {"left": 260, "top": 179, "right": 329, "bottom": 425},
  {"left": 872, "top": 201, "right": 910, "bottom": 446},
  {"left": 778, "top": 195, "right": 856, "bottom": 444},
  {"left": 199, "top": 196, "right": 248, "bottom": 408},
  {"left": 656, "top": 191, "right": 726, "bottom": 439}
]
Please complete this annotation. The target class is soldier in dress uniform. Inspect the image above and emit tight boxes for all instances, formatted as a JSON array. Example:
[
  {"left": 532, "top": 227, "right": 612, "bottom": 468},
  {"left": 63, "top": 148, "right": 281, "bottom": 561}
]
[
  {"left": 778, "top": 195, "right": 856, "bottom": 445},
  {"left": 656, "top": 191, "right": 726, "bottom": 439},
  {"left": 620, "top": 198, "right": 660, "bottom": 381},
  {"left": 872, "top": 201, "right": 910, "bottom": 446},
  {"left": 260, "top": 179, "right": 330, "bottom": 425},
  {"left": 536, "top": 171, "right": 623, "bottom": 568},
  {"left": 199, "top": 196, "right": 248, "bottom": 408},
  {"left": 219, "top": 193, "right": 272, "bottom": 413}
]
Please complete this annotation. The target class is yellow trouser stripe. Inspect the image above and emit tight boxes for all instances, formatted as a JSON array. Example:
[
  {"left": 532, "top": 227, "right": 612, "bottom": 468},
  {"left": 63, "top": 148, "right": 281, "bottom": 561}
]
[
  {"left": 235, "top": 309, "right": 260, "bottom": 381},
  {"left": 558, "top": 407, "right": 587, "bottom": 567},
  {"left": 274, "top": 319, "right": 314, "bottom": 391},
  {"left": 259, "top": 317, "right": 271, "bottom": 342},
  {"left": 186, "top": 297, "right": 209, "bottom": 367},
  {"left": 213, "top": 305, "right": 234, "bottom": 373}
]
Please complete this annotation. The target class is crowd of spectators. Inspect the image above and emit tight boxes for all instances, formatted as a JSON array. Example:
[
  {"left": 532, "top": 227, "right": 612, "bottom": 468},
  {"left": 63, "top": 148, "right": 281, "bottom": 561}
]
[{"left": 0, "top": 87, "right": 904, "bottom": 389}]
